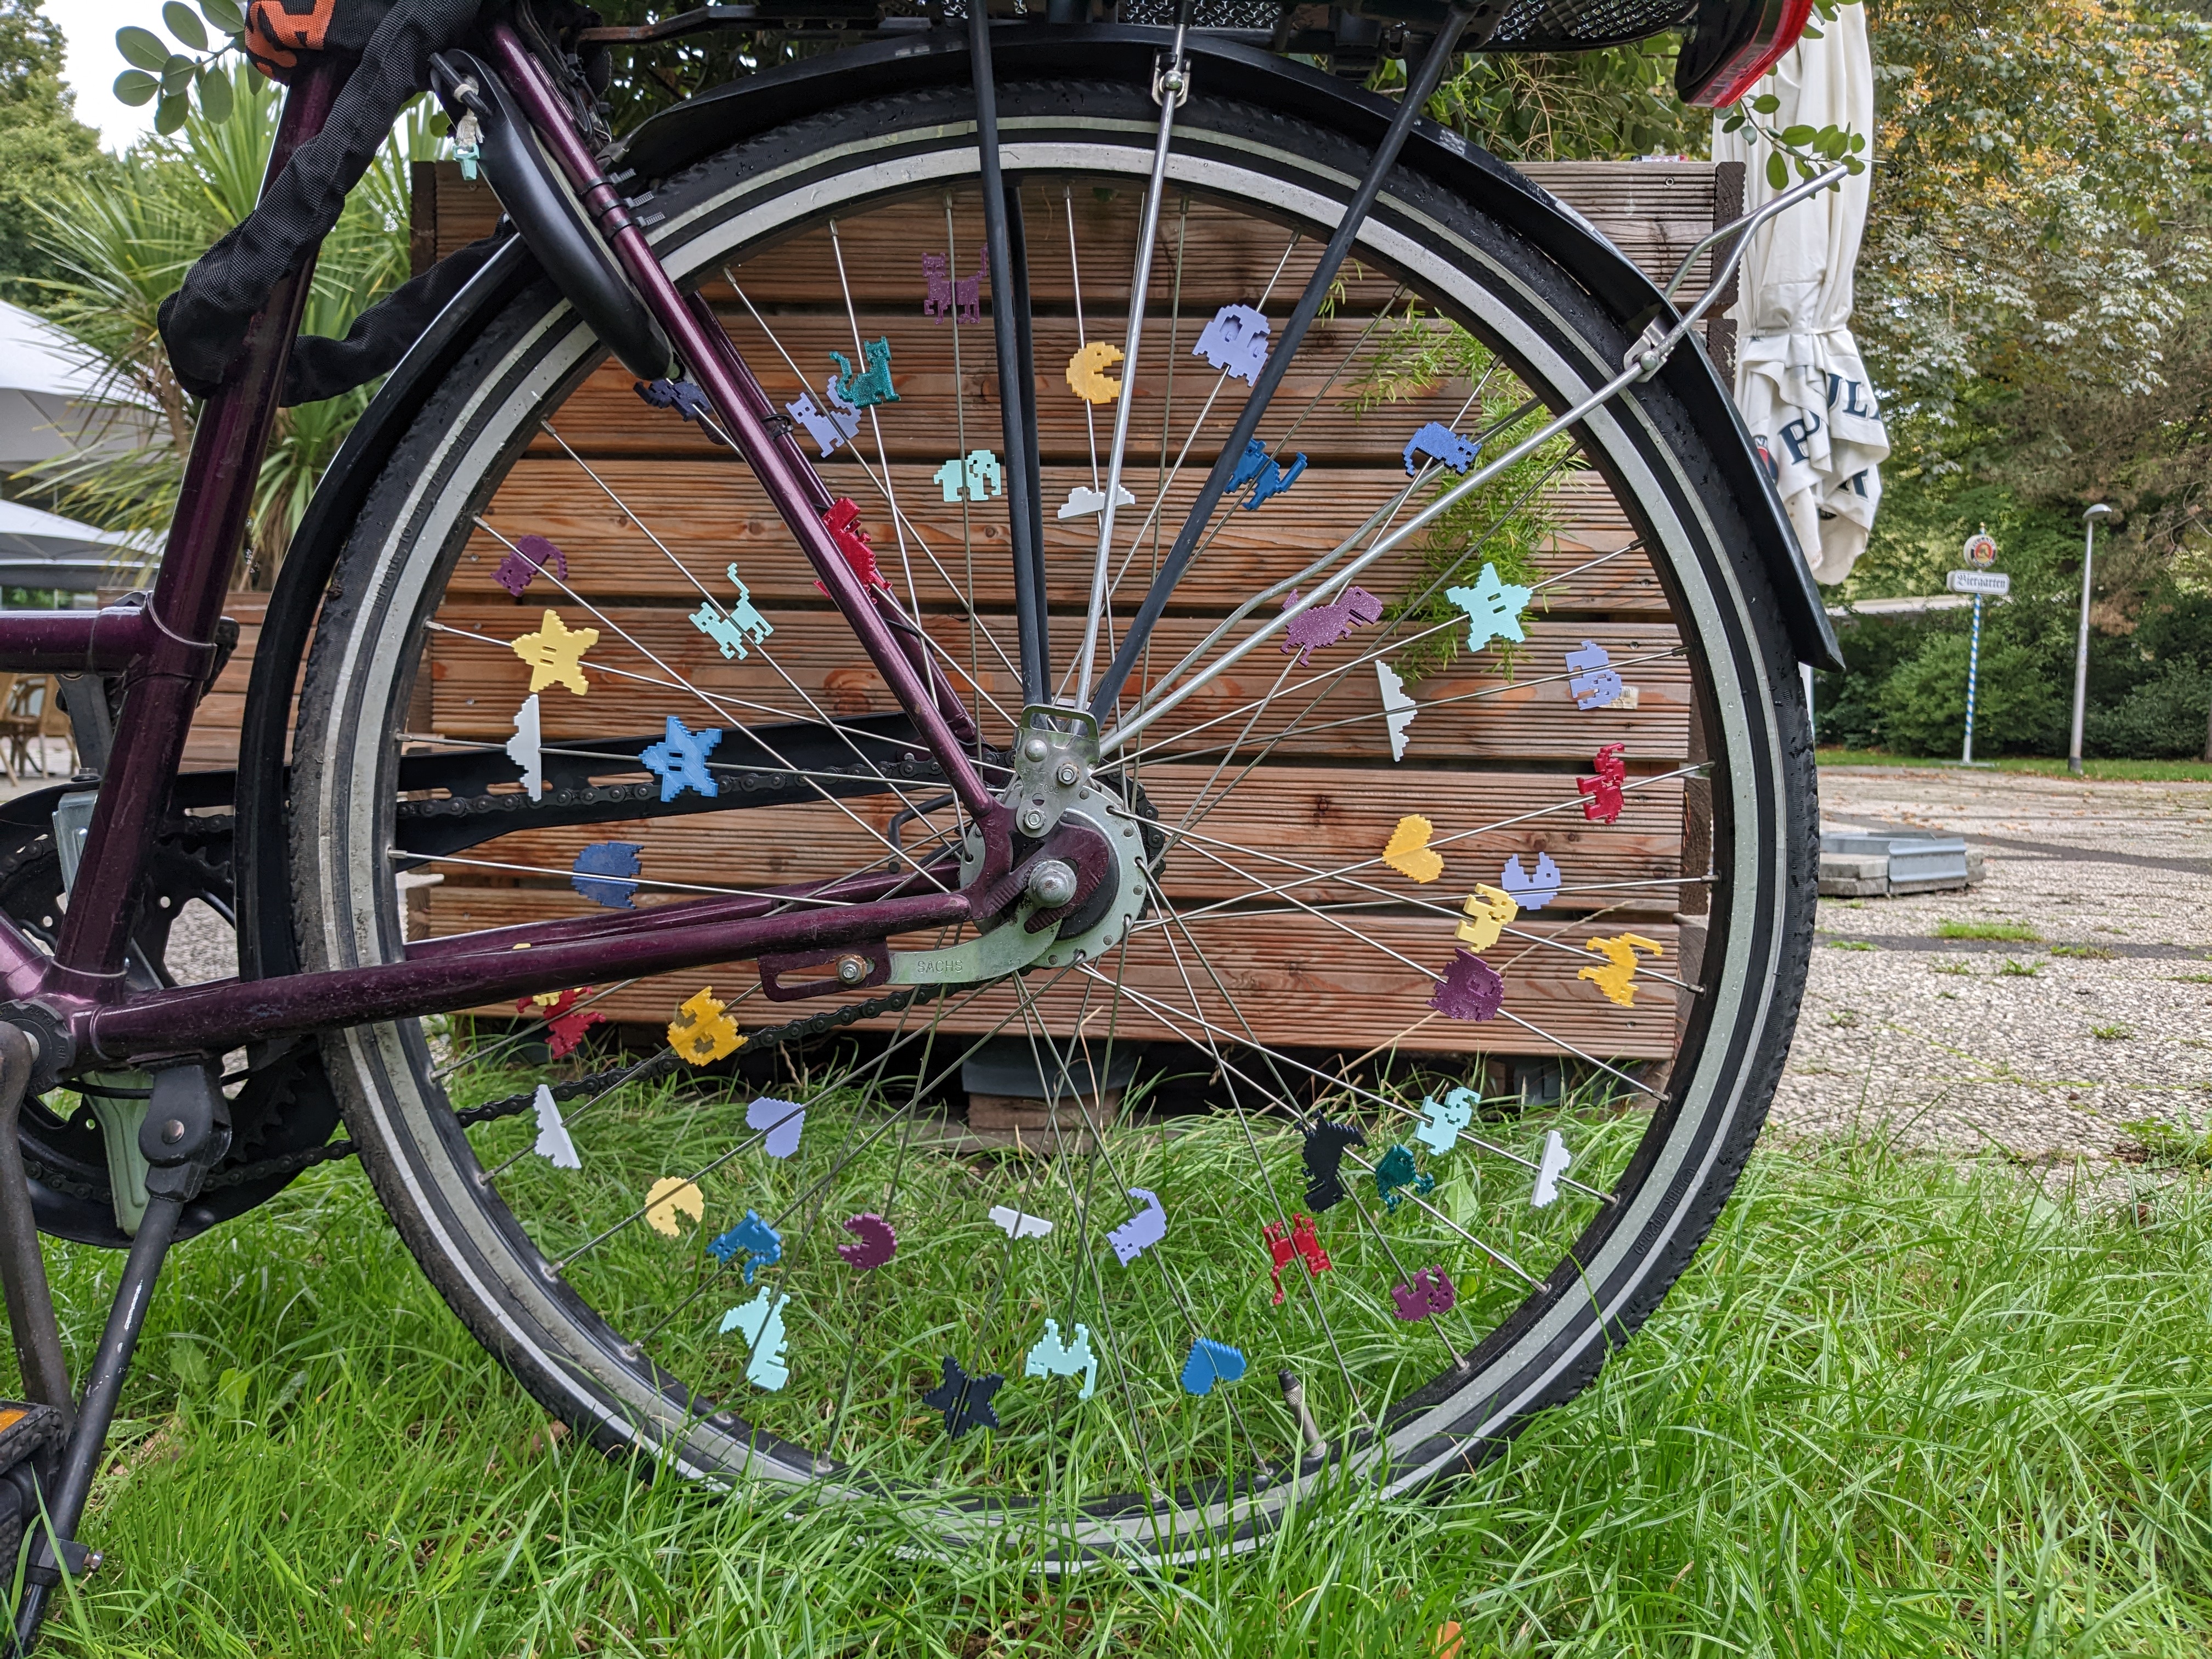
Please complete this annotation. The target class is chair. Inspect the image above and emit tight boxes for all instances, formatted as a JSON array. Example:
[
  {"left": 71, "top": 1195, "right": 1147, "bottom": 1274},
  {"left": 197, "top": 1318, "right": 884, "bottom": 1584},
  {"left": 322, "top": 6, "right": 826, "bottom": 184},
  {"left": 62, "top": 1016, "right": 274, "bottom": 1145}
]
[{"left": 0, "top": 677, "right": 75, "bottom": 782}]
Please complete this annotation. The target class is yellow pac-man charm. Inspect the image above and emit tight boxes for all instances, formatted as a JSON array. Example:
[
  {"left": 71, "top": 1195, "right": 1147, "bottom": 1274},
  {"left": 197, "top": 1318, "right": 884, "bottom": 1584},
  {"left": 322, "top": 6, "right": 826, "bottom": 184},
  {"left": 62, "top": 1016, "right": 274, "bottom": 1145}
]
[
  {"left": 644, "top": 1176, "right": 706, "bottom": 1238},
  {"left": 1065, "top": 340, "right": 1125, "bottom": 404}
]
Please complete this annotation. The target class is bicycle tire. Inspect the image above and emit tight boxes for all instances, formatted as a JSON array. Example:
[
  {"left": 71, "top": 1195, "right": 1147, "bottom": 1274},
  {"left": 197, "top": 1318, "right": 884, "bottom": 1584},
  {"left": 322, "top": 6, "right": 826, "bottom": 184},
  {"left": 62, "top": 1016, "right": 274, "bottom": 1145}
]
[{"left": 290, "top": 72, "right": 1815, "bottom": 1564}]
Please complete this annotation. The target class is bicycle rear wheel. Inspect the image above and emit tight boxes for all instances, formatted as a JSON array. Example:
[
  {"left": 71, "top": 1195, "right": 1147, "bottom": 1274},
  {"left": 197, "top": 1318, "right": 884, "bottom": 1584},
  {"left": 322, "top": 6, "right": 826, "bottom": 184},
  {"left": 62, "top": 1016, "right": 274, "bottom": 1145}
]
[{"left": 290, "top": 72, "right": 1814, "bottom": 1562}]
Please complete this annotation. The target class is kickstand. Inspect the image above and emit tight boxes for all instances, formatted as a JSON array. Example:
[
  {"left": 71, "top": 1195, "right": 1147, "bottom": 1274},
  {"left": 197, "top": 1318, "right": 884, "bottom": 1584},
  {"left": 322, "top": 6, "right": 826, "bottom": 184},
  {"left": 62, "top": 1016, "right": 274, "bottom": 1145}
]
[{"left": 3, "top": 1043, "right": 228, "bottom": 1651}]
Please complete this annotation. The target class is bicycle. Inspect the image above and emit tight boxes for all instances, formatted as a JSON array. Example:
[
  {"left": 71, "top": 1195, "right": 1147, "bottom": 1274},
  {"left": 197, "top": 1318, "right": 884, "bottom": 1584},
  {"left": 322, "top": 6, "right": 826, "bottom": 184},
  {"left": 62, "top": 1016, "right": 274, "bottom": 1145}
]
[{"left": 0, "top": 0, "right": 1837, "bottom": 1638}]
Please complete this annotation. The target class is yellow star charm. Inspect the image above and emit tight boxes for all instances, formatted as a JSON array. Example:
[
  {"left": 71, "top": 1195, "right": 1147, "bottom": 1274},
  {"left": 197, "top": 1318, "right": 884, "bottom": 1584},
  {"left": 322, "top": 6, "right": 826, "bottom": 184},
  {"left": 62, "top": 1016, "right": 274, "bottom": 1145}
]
[
  {"left": 668, "top": 986, "right": 744, "bottom": 1066},
  {"left": 511, "top": 609, "right": 600, "bottom": 696}
]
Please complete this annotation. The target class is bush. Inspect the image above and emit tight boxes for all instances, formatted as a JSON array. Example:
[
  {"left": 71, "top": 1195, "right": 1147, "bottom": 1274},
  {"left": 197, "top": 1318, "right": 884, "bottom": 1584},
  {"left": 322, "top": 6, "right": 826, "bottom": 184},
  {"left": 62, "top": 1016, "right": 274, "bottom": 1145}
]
[
  {"left": 1875, "top": 633, "right": 2067, "bottom": 757},
  {"left": 2086, "top": 662, "right": 2212, "bottom": 759}
]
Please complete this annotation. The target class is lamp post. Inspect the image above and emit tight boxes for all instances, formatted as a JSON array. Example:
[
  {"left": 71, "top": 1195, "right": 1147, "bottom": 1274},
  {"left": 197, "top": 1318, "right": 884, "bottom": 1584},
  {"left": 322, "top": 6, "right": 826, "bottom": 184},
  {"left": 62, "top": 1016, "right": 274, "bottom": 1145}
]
[{"left": 2069, "top": 504, "right": 2113, "bottom": 776}]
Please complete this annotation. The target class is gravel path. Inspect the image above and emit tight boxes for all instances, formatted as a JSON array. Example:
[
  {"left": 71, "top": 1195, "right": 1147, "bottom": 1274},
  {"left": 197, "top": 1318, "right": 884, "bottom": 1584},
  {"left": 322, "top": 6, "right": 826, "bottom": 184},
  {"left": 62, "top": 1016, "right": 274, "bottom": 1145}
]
[{"left": 1775, "top": 766, "right": 2212, "bottom": 1163}]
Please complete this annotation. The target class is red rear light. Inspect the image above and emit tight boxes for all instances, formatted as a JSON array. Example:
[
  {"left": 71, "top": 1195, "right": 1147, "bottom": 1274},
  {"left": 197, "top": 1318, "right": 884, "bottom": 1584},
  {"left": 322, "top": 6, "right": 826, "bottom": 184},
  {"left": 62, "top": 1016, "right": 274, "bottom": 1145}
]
[{"left": 1687, "top": 0, "right": 1817, "bottom": 109}]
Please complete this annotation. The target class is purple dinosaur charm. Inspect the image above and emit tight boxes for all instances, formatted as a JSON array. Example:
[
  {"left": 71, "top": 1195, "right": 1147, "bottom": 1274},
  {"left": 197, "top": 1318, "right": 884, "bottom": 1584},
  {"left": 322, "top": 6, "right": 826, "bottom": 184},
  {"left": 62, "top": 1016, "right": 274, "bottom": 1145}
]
[
  {"left": 1280, "top": 587, "right": 1383, "bottom": 668},
  {"left": 1429, "top": 948, "right": 1505, "bottom": 1022},
  {"left": 494, "top": 534, "right": 567, "bottom": 598}
]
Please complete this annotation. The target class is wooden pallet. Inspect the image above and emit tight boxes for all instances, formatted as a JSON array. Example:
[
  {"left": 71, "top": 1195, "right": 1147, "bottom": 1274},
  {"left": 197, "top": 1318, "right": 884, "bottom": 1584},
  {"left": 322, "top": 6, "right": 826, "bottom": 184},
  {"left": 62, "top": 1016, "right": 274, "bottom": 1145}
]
[{"left": 185, "top": 152, "right": 1739, "bottom": 1064}]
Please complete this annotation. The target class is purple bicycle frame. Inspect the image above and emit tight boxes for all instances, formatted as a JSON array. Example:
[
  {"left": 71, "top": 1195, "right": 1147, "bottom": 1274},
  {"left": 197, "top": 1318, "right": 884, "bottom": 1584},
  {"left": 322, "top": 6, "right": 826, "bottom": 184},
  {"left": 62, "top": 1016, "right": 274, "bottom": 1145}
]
[{"left": 0, "top": 33, "right": 1007, "bottom": 1071}]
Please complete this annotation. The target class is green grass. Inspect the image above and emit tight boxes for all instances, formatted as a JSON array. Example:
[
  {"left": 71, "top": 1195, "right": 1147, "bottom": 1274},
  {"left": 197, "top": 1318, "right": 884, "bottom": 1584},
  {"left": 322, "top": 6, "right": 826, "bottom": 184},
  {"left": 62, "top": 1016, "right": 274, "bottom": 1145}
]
[
  {"left": 1824, "top": 938, "right": 1877, "bottom": 951},
  {"left": 1998, "top": 957, "right": 2044, "bottom": 978},
  {"left": 2049, "top": 944, "right": 2116, "bottom": 960},
  {"left": 2092, "top": 1024, "right": 2135, "bottom": 1041},
  {"left": 16, "top": 1130, "right": 2212, "bottom": 1654},
  {"left": 1816, "top": 748, "right": 2212, "bottom": 782},
  {"left": 1937, "top": 920, "right": 2041, "bottom": 941}
]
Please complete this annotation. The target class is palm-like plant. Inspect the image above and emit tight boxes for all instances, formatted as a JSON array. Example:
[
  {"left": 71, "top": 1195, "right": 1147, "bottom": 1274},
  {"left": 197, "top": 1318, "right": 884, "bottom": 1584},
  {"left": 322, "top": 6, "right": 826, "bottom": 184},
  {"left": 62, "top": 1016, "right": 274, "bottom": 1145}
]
[{"left": 24, "top": 63, "right": 439, "bottom": 587}]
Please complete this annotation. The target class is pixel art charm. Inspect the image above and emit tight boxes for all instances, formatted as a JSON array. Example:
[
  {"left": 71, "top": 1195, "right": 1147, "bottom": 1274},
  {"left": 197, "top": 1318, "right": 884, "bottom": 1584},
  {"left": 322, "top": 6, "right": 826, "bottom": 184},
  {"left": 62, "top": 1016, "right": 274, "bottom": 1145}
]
[
  {"left": 1023, "top": 1319, "right": 1099, "bottom": 1400},
  {"left": 644, "top": 1176, "right": 704, "bottom": 1238},
  {"left": 1390, "top": 1266, "right": 1457, "bottom": 1322},
  {"left": 1227, "top": 438, "right": 1306, "bottom": 509},
  {"left": 1402, "top": 422, "right": 1479, "bottom": 476},
  {"left": 838, "top": 1212, "right": 896, "bottom": 1271},
  {"left": 1372, "top": 1144, "right": 1435, "bottom": 1212},
  {"left": 922, "top": 248, "right": 985, "bottom": 324},
  {"left": 510, "top": 610, "right": 600, "bottom": 696},
  {"left": 1578, "top": 743, "right": 1627, "bottom": 824},
  {"left": 1444, "top": 563, "right": 1532, "bottom": 655},
  {"left": 1430, "top": 948, "right": 1505, "bottom": 1022},
  {"left": 1280, "top": 585, "right": 1381, "bottom": 667},
  {"left": 1499, "top": 852, "right": 1562, "bottom": 910},
  {"left": 1383, "top": 815, "right": 1445, "bottom": 884},
  {"left": 571, "top": 842, "right": 642, "bottom": 910},
  {"left": 1302, "top": 1120, "right": 1365, "bottom": 1212},
  {"left": 828, "top": 337, "right": 898, "bottom": 409},
  {"left": 1565, "top": 639, "right": 1627, "bottom": 710},
  {"left": 689, "top": 568, "right": 774, "bottom": 662},
  {"left": 1179, "top": 1338, "right": 1247, "bottom": 1397},
  {"left": 531, "top": 1084, "right": 579, "bottom": 1170},
  {"left": 1455, "top": 884, "right": 1520, "bottom": 952},
  {"left": 1106, "top": 1188, "right": 1168, "bottom": 1266},
  {"left": 668, "top": 986, "right": 743, "bottom": 1065},
  {"left": 934, "top": 448, "right": 1005, "bottom": 504},
  {"left": 1065, "top": 340, "right": 1125, "bottom": 404},
  {"left": 516, "top": 986, "right": 606, "bottom": 1058},
  {"left": 708, "top": 1210, "right": 784, "bottom": 1284},
  {"left": 505, "top": 694, "right": 543, "bottom": 800},
  {"left": 1378, "top": 661, "right": 1418, "bottom": 761},
  {"left": 494, "top": 533, "right": 567, "bottom": 597},
  {"left": 1263, "top": 1214, "right": 1331, "bottom": 1303},
  {"left": 921, "top": 1357, "right": 1004, "bottom": 1438},
  {"left": 1057, "top": 481, "right": 1135, "bottom": 520},
  {"left": 786, "top": 380, "right": 861, "bottom": 458},
  {"left": 1193, "top": 303, "right": 1271, "bottom": 384},
  {"left": 641, "top": 716, "right": 723, "bottom": 802},
  {"left": 1414, "top": 1087, "right": 1476, "bottom": 1156},
  {"left": 718, "top": 1286, "right": 791, "bottom": 1390},
  {"left": 1577, "top": 933, "right": 1664, "bottom": 1007},
  {"left": 746, "top": 1096, "right": 806, "bottom": 1159},
  {"left": 1532, "top": 1130, "right": 1573, "bottom": 1207}
]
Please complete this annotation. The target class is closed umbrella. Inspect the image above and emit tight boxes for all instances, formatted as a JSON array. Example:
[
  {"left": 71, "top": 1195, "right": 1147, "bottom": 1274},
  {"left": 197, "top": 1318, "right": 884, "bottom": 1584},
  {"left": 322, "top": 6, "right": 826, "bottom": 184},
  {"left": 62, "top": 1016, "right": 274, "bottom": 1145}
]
[{"left": 1711, "top": 2, "right": 1889, "bottom": 585}]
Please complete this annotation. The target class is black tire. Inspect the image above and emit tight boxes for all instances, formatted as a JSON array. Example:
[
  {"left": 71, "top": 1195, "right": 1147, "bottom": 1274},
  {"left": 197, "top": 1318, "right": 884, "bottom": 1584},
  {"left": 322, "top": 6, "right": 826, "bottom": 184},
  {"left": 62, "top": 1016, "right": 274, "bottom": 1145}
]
[{"left": 291, "top": 75, "right": 1814, "bottom": 1563}]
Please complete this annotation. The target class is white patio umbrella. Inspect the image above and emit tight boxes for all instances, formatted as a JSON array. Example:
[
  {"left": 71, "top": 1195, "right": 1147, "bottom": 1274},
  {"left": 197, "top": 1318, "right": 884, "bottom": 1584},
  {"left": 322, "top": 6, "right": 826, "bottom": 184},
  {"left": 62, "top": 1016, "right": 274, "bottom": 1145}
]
[
  {"left": 0, "top": 298, "right": 147, "bottom": 472},
  {"left": 0, "top": 498, "right": 145, "bottom": 592},
  {"left": 1711, "top": 2, "right": 1889, "bottom": 585}
]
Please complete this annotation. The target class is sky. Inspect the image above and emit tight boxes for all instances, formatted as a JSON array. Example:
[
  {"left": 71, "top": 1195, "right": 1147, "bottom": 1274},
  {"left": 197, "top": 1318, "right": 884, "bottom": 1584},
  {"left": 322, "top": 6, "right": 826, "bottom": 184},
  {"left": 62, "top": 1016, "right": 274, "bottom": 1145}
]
[{"left": 41, "top": 0, "right": 168, "bottom": 150}]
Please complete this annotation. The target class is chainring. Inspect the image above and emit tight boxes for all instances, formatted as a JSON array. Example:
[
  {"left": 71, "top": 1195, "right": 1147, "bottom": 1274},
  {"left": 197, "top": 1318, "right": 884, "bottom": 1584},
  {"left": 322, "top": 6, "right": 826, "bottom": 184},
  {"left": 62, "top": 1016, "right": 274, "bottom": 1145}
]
[{"left": 0, "top": 816, "right": 342, "bottom": 1248}]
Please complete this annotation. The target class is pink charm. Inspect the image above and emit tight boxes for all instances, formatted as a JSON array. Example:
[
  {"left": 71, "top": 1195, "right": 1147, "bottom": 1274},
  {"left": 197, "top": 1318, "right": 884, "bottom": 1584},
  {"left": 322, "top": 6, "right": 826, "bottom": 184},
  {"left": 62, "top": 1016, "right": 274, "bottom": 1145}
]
[
  {"left": 1280, "top": 586, "right": 1383, "bottom": 667},
  {"left": 1429, "top": 949, "right": 1504, "bottom": 1022},
  {"left": 838, "top": 1212, "right": 896, "bottom": 1270},
  {"left": 922, "top": 250, "right": 986, "bottom": 324},
  {"left": 494, "top": 534, "right": 567, "bottom": 597},
  {"left": 1390, "top": 1266, "right": 1457, "bottom": 1322},
  {"left": 816, "top": 498, "right": 891, "bottom": 594}
]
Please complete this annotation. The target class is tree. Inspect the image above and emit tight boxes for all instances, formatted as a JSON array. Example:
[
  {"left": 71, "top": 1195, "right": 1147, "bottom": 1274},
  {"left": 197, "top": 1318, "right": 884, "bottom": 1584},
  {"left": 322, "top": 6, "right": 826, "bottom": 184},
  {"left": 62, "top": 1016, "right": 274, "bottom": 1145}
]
[
  {"left": 0, "top": 0, "right": 106, "bottom": 301},
  {"left": 26, "top": 65, "right": 432, "bottom": 584}
]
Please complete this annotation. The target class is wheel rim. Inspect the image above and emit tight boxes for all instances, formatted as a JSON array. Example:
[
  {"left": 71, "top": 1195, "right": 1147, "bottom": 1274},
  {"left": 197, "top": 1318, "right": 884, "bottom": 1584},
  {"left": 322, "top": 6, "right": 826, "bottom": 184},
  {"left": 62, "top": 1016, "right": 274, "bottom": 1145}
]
[{"left": 295, "top": 84, "right": 1807, "bottom": 1560}]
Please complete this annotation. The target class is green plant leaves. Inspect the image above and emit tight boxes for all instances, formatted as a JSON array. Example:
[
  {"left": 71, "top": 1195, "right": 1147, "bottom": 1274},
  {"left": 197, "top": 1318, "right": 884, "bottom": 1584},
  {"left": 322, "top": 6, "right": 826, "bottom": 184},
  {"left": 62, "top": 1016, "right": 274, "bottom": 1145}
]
[
  {"left": 155, "top": 91, "right": 191, "bottom": 134},
  {"left": 164, "top": 1, "right": 208, "bottom": 50},
  {"left": 200, "top": 0, "right": 247, "bottom": 32},
  {"left": 198, "top": 64, "right": 234, "bottom": 123},
  {"left": 161, "top": 52, "right": 196, "bottom": 93},
  {"left": 1767, "top": 151, "right": 1790, "bottom": 191},
  {"left": 1780, "top": 123, "right": 1817, "bottom": 147},
  {"left": 117, "top": 25, "right": 170, "bottom": 70},
  {"left": 113, "top": 67, "right": 160, "bottom": 106}
]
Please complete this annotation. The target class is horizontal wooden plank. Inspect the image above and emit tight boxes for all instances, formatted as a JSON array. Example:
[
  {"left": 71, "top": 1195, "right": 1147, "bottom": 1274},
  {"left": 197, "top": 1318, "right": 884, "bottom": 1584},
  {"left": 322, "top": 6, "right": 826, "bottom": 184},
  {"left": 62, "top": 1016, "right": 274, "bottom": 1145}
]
[
  {"left": 537, "top": 312, "right": 1513, "bottom": 465},
  {"left": 419, "top": 762, "right": 1687, "bottom": 916},
  {"left": 419, "top": 889, "right": 1682, "bottom": 1058},
  {"left": 461, "top": 462, "right": 1666, "bottom": 614},
  {"left": 425, "top": 606, "right": 1689, "bottom": 760}
]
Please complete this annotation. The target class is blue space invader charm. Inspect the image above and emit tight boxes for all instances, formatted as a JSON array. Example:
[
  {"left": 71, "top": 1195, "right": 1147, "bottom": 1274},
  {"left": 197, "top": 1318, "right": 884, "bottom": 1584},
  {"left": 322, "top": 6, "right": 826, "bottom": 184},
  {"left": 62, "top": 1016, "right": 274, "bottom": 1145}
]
[
  {"left": 571, "top": 841, "right": 642, "bottom": 909},
  {"left": 1565, "top": 640, "right": 1626, "bottom": 710},
  {"left": 641, "top": 716, "right": 721, "bottom": 802},
  {"left": 1194, "top": 304, "right": 1271, "bottom": 385},
  {"left": 1444, "top": 562, "right": 1533, "bottom": 654},
  {"left": 829, "top": 338, "right": 898, "bottom": 409},
  {"left": 1414, "top": 1087, "right": 1476, "bottom": 1156},
  {"left": 787, "top": 379, "right": 861, "bottom": 458},
  {"left": 636, "top": 378, "right": 717, "bottom": 431},
  {"left": 1179, "top": 1338, "right": 1247, "bottom": 1397},
  {"left": 1402, "top": 421, "right": 1479, "bottom": 476},
  {"left": 1373, "top": 1144, "right": 1435, "bottom": 1212},
  {"left": 1500, "top": 851, "right": 1562, "bottom": 910},
  {"left": 689, "top": 566, "right": 774, "bottom": 662},
  {"left": 708, "top": 1209, "right": 784, "bottom": 1284},
  {"left": 1023, "top": 1319, "right": 1098, "bottom": 1400}
]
